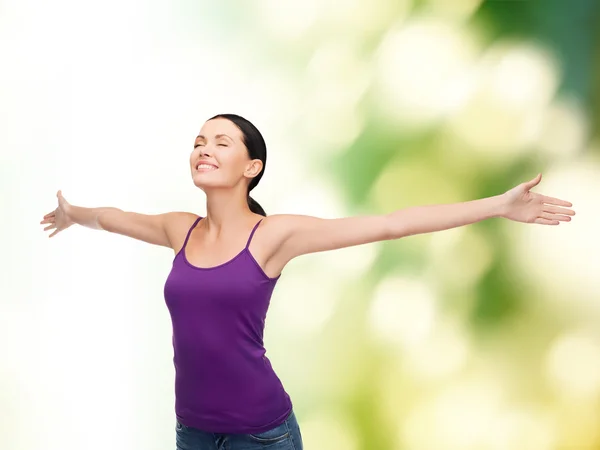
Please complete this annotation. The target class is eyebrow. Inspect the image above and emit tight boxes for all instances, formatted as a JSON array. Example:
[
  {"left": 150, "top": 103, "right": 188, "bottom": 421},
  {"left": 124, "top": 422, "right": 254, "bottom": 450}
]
[{"left": 195, "top": 134, "right": 233, "bottom": 142}]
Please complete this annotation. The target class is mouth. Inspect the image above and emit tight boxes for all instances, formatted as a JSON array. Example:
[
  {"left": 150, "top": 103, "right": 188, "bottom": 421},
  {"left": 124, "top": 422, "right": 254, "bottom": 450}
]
[{"left": 195, "top": 163, "right": 219, "bottom": 172}]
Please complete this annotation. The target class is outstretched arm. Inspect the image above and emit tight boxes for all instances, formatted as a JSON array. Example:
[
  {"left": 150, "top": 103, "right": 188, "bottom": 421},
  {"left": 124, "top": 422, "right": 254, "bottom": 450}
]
[
  {"left": 271, "top": 173, "right": 575, "bottom": 261},
  {"left": 40, "top": 190, "right": 196, "bottom": 249}
]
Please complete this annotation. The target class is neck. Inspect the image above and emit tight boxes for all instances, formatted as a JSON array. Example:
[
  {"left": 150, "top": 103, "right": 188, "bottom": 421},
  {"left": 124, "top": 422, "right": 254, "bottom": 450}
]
[{"left": 202, "top": 187, "right": 256, "bottom": 233}]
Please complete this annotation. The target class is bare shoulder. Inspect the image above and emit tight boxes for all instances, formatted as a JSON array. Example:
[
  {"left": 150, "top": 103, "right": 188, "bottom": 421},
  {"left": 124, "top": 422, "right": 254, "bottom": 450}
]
[
  {"left": 259, "top": 213, "right": 292, "bottom": 229},
  {"left": 258, "top": 214, "right": 299, "bottom": 243},
  {"left": 164, "top": 211, "right": 202, "bottom": 254},
  {"left": 256, "top": 214, "right": 309, "bottom": 265},
  {"left": 258, "top": 213, "right": 330, "bottom": 247},
  {"left": 259, "top": 213, "right": 330, "bottom": 238}
]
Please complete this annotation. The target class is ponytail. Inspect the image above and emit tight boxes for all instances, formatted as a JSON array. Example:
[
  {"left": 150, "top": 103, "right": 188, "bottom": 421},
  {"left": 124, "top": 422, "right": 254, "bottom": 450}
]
[{"left": 247, "top": 194, "right": 266, "bottom": 216}]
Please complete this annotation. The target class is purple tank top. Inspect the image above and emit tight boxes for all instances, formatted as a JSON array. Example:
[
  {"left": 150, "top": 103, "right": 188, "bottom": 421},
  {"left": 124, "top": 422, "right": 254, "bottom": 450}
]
[{"left": 163, "top": 216, "right": 293, "bottom": 434}]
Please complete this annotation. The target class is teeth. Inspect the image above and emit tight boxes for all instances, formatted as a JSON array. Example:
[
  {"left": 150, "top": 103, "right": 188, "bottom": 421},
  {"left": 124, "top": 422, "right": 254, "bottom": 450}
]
[{"left": 197, "top": 164, "right": 217, "bottom": 170}]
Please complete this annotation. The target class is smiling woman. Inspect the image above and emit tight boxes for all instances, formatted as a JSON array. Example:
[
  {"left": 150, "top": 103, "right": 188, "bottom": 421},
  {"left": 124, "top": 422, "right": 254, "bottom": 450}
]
[
  {"left": 189, "top": 114, "right": 269, "bottom": 217},
  {"left": 41, "top": 112, "right": 575, "bottom": 450}
]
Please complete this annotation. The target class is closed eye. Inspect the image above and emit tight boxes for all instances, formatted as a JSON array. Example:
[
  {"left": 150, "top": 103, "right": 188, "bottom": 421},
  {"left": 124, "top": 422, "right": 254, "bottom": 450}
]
[{"left": 194, "top": 143, "right": 227, "bottom": 148}]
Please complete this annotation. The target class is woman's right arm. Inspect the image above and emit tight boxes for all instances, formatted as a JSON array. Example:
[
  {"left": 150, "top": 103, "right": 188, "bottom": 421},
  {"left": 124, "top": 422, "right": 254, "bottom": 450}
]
[
  {"left": 42, "top": 191, "right": 195, "bottom": 249},
  {"left": 70, "top": 206, "right": 187, "bottom": 248}
]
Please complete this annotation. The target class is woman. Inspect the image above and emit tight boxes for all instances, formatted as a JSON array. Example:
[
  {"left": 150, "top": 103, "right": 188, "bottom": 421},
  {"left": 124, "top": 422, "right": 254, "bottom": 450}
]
[{"left": 40, "top": 113, "right": 575, "bottom": 450}]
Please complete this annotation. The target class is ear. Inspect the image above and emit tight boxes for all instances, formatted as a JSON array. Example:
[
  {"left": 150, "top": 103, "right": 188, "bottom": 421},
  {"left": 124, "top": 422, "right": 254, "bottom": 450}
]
[{"left": 244, "top": 159, "right": 263, "bottom": 178}]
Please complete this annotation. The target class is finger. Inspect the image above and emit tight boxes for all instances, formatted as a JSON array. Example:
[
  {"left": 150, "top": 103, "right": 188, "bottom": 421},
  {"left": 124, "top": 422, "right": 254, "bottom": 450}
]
[
  {"left": 540, "top": 212, "right": 570, "bottom": 222},
  {"left": 43, "top": 212, "right": 56, "bottom": 219},
  {"left": 524, "top": 173, "right": 542, "bottom": 190},
  {"left": 44, "top": 224, "right": 57, "bottom": 231},
  {"left": 542, "top": 205, "right": 576, "bottom": 216},
  {"left": 535, "top": 193, "right": 572, "bottom": 207},
  {"left": 40, "top": 217, "right": 55, "bottom": 224},
  {"left": 554, "top": 215, "right": 572, "bottom": 222},
  {"left": 534, "top": 217, "right": 559, "bottom": 225},
  {"left": 49, "top": 229, "right": 59, "bottom": 238}
]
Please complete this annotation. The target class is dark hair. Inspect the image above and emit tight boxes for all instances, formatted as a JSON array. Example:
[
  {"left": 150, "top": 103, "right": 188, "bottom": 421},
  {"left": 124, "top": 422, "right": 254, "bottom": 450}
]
[{"left": 208, "top": 113, "right": 267, "bottom": 216}]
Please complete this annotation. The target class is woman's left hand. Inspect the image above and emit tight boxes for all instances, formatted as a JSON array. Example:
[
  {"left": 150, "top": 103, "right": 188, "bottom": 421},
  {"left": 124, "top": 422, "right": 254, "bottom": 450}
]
[{"left": 500, "top": 173, "right": 575, "bottom": 225}]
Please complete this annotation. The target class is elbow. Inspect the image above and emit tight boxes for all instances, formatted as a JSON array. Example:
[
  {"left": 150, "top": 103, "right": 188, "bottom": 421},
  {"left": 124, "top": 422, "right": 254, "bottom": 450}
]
[
  {"left": 96, "top": 213, "right": 109, "bottom": 231},
  {"left": 97, "top": 208, "right": 123, "bottom": 232},
  {"left": 384, "top": 213, "right": 400, "bottom": 240},
  {"left": 385, "top": 211, "right": 410, "bottom": 240}
]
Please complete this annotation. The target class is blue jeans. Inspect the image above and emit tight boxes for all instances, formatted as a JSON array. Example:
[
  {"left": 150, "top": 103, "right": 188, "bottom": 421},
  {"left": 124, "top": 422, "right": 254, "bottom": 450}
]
[{"left": 175, "top": 409, "right": 304, "bottom": 450}]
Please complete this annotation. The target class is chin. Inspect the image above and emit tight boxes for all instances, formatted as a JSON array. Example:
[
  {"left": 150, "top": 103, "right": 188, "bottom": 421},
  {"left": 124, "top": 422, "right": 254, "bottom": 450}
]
[{"left": 192, "top": 176, "right": 223, "bottom": 190}]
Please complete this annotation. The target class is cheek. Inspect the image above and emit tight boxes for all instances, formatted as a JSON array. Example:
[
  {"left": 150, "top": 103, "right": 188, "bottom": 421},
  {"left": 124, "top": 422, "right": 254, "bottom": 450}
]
[{"left": 219, "top": 152, "right": 245, "bottom": 169}]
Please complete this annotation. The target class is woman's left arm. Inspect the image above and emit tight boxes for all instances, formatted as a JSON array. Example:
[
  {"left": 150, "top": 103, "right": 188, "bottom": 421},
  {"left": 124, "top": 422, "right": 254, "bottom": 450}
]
[{"left": 271, "top": 173, "right": 575, "bottom": 261}]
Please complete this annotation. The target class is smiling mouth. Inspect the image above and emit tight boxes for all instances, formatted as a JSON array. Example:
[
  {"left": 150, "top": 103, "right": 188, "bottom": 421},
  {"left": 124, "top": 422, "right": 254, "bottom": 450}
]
[{"left": 196, "top": 164, "right": 218, "bottom": 172}]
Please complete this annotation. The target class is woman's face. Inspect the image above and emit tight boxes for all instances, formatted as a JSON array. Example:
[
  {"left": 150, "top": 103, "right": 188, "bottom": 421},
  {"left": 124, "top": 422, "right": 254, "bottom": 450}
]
[{"left": 190, "top": 118, "right": 262, "bottom": 191}]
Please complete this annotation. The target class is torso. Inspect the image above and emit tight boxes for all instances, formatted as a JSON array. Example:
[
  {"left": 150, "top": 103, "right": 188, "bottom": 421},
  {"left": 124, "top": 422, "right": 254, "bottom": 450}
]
[
  {"left": 163, "top": 212, "right": 293, "bottom": 433},
  {"left": 167, "top": 213, "right": 288, "bottom": 279}
]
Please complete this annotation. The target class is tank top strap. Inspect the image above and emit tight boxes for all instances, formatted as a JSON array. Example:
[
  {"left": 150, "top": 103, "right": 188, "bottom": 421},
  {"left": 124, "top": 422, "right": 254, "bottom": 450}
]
[
  {"left": 182, "top": 216, "right": 203, "bottom": 250},
  {"left": 245, "top": 218, "right": 264, "bottom": 249}
]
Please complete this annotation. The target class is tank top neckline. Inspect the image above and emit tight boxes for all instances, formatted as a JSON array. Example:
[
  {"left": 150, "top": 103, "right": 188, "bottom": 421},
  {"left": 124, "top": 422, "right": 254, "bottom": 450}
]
[{"left": 179, "top": 215, "right": 281, "bottom": 281}]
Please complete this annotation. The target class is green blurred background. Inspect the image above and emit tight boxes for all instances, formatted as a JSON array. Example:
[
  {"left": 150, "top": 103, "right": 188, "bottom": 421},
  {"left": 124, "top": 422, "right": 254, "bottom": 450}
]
[{"left": 2, "top": 0, "right": 600, "bottom": 449}]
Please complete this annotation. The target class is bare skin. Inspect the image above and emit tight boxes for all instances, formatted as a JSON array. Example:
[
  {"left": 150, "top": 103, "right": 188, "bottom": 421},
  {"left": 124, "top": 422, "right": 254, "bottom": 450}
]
[
  {"left": 40, "top": 194, "right": 287, "bottom": 279},
  {"left": 41, "top": 118, "right": 576, "bottom": 279}
]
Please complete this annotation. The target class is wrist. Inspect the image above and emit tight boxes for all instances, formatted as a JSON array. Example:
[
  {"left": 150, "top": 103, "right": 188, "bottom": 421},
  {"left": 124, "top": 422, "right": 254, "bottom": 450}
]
[
  {"left": 64, "top": 203, "right": 75, "bottom": 223},
  {"left": 493, "top": 194, "right": 508, "bottom": 218}
]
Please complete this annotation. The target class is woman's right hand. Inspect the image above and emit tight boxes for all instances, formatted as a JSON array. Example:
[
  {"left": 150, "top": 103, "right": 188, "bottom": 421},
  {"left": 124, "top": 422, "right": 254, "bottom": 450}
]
[{"left": 40, "top": 190, "right": 75, "bottom": 238}]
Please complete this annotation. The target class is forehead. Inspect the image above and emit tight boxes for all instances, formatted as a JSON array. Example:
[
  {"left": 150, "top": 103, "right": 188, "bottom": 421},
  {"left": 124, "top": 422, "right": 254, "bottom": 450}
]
[{"left": 198, "top": 118, "right": 241, "bottom": 139}]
